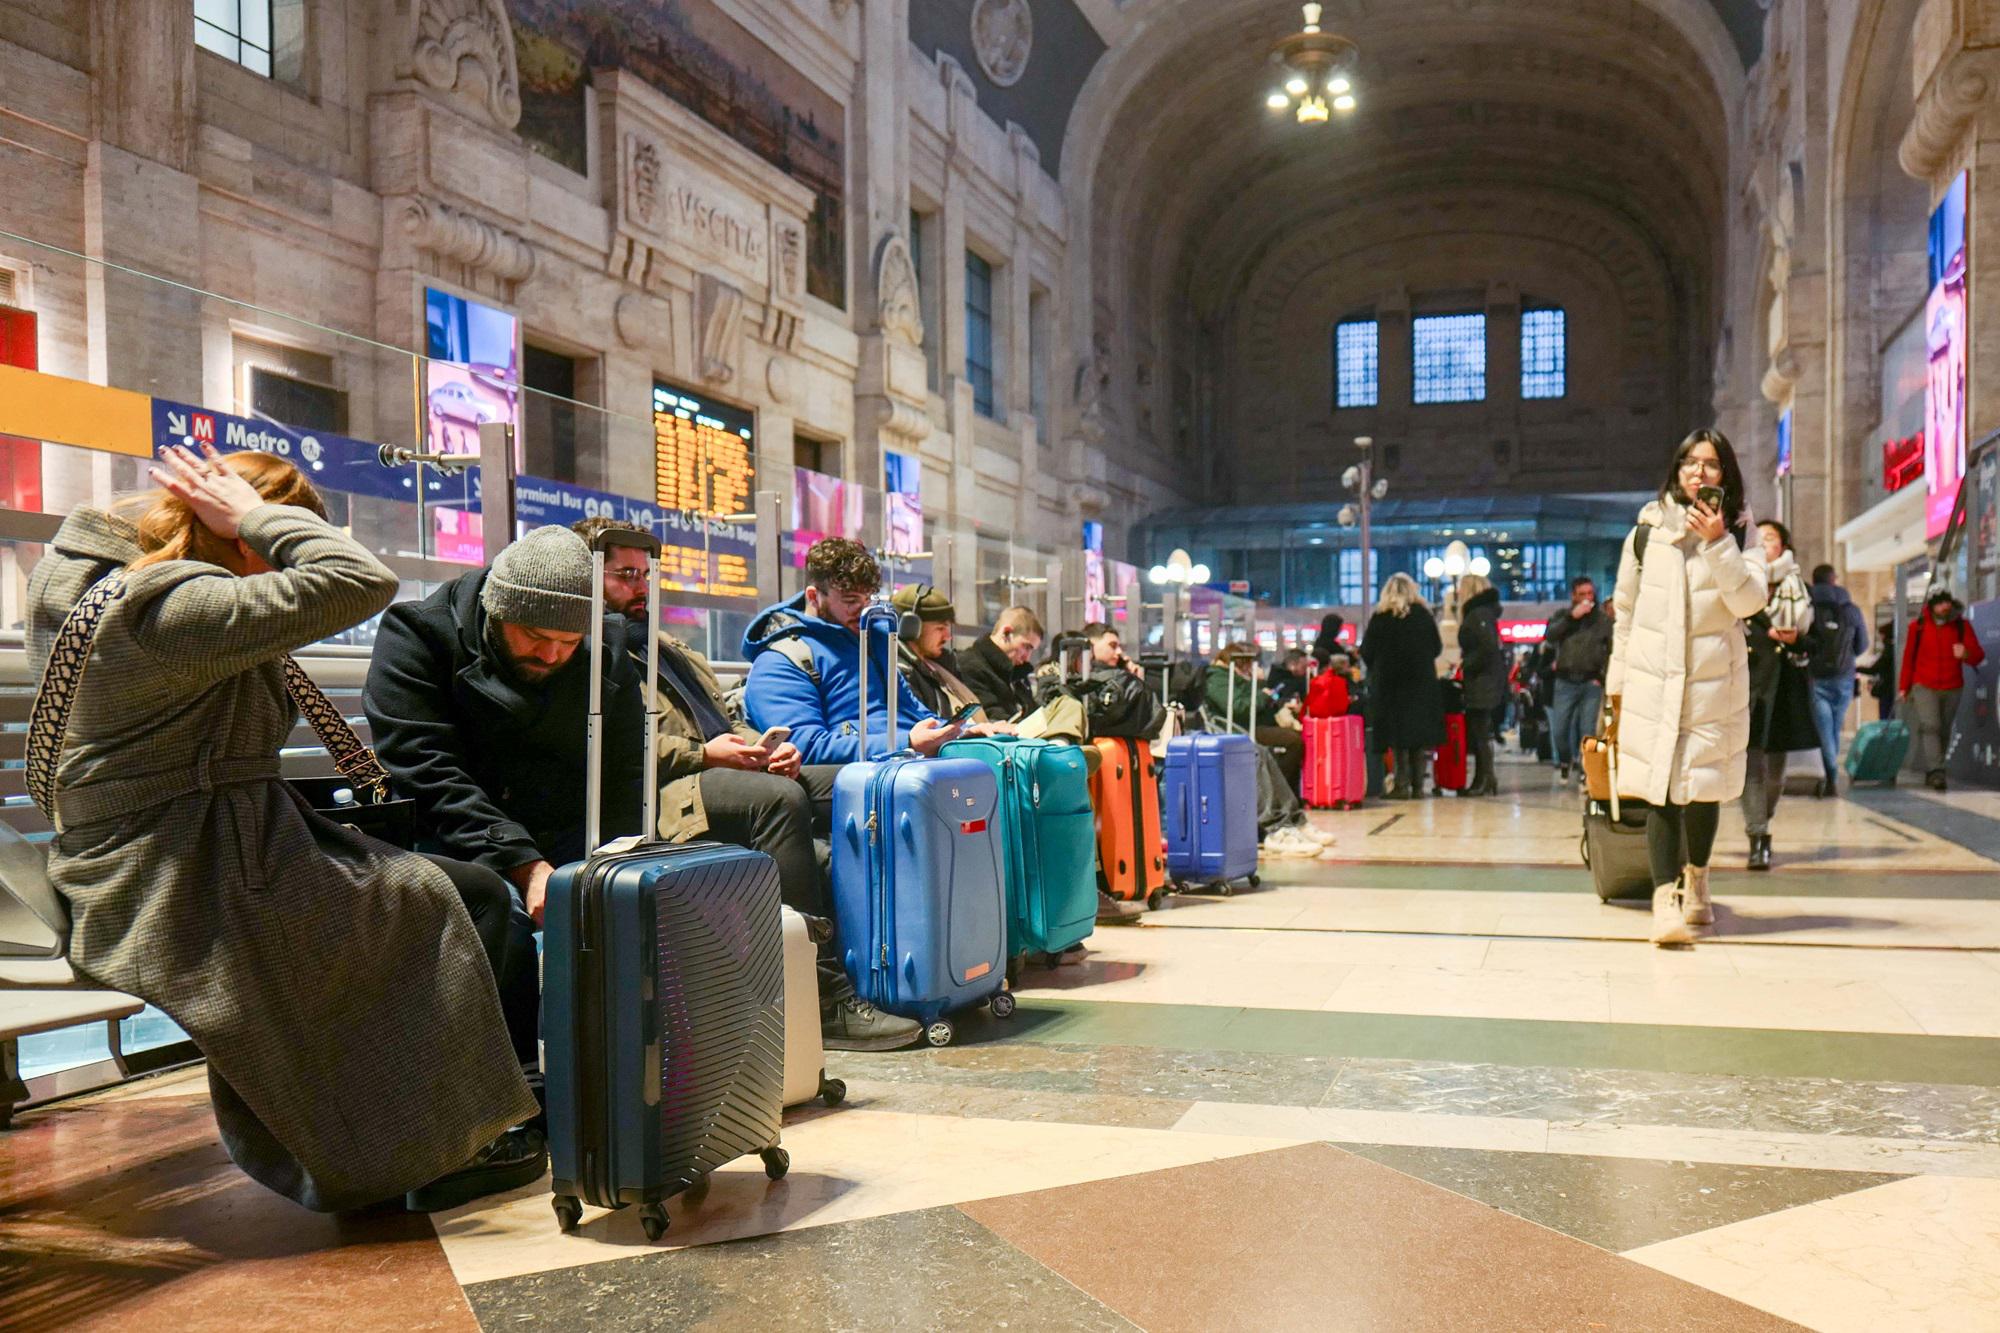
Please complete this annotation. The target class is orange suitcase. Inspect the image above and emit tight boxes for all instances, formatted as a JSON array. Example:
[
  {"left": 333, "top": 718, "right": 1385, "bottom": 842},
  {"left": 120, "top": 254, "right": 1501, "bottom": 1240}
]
[{"left": 1090, "top": 737, "right": 1167, "bottom": 909}]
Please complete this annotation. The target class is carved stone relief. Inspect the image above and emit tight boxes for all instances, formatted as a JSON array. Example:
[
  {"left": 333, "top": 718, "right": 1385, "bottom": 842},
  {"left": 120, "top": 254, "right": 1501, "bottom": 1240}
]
[
  {"left": 629, "top": 139, "right": 662, "bottom": 228},
  {"left": 408, "top": 0, "right": 521, "bottom": 130},
  {"left": 613, "top": 293, "right": 670, "bottom": 354},
  {"left": 773, "top": 222, "right": 805, "bottom": 302},
  {"left": 971, "top": 0, "right": 1033, "bottom": 87},
  {"left": 696, "top": 273, "right": 744, "bottom": 387},
  {"left": 398, "top": 196, "right": 536, "bottom": 290},
  {"left": 875, "top": 232, "right": 924, "bottom": 347}
]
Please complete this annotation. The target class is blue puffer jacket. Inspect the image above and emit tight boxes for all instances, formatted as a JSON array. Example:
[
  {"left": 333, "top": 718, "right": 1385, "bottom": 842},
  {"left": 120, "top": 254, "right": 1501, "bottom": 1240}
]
[{"left": 740, "top": 593, "right": 938, "bottom": 764}]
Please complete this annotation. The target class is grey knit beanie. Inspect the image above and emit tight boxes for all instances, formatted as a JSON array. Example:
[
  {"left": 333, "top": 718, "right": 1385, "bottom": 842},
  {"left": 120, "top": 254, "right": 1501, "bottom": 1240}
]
[{"left": 482, "top": 525, "right": 594, "bottom": 633}]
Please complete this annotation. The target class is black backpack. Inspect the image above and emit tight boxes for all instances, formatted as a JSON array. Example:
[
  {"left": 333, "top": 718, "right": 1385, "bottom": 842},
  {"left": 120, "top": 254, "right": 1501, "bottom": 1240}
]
[{"left": 1804, "top": 612, "right": 1847, "bottom": 677}]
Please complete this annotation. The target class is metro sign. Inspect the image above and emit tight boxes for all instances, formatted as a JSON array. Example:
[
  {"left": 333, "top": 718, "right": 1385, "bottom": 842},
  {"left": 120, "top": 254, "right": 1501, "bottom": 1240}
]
[{"left": 1883, "top": 432, "right": 1924, "bottom": 493}]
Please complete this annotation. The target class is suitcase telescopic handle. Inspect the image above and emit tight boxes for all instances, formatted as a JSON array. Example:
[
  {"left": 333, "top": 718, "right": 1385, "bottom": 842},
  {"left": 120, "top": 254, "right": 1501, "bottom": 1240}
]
[
  {"left": 855, "top": 603, "right": 918, "bottom": 761},
  {"left": 586, "top": 527, "right": 663, "bottom": 854}
]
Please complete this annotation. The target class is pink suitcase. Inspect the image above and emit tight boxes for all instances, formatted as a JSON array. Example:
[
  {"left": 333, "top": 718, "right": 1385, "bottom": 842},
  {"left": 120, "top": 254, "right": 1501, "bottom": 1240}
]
[{"left": 1302, "top": 715, "right": 1366, "bottom": 809}]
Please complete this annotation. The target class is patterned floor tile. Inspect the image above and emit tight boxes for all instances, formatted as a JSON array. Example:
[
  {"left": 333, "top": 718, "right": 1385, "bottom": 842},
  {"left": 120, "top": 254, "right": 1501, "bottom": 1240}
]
[
  {"left": 962, "top": 1143, "right": 1801, "bottom": 1331},
  {"left": 463, "top": 1206, "right": 1137, "bottom": 1331}
]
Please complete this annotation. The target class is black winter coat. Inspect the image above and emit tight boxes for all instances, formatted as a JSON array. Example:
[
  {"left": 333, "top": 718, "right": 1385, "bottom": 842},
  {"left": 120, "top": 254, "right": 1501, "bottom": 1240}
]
[
  {"left": 364, "top": 570, "right": 646, "bottom": 875},
  {"left": 957, "top": 634, "right": 1037, "bottom": 721},
  {"left": 1457, "top": 587, "right": 1508, "bottom": 712},
  {"left": 1361, "top": 606, "right": 1448, "bottom": 750},
  {"left": 1746, "top": 614, "right": 1821, "bottom": 753}
]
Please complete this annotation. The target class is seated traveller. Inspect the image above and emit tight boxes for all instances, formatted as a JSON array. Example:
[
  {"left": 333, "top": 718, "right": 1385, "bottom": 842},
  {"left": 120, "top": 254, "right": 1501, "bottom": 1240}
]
[
  {"left": 741, "top": 538, "right": 966, "bottom": 761},
  {"left": 890, "top": 583, "right": 993, "bottom": 723},
  {"left": 28, "top": 447, "right": 542, "bottom": 1214},
  {"left": 956, "top": 605, "right": 1045, "bottom": 722},
  {"left": 366, "top": 524, "right": 919, "bottom": 1052},
  {"left": 1072, "top": 622, "right": 1167, "bottom": 739},
  {"left": 1208, "top": 643, "right": 1306, "bottom": 794}
]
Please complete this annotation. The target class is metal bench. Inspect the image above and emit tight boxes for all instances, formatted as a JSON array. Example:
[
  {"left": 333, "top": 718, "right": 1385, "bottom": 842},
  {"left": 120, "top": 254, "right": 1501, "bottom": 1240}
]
[{"left": 0, "top": 641, "right": 375, "bottom": 1122}]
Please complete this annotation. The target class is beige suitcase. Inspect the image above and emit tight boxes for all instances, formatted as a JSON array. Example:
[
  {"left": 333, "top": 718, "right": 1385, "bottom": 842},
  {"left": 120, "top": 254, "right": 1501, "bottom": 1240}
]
[{"left": 782, "top": 908, "right": 848, "bottom": 1109}]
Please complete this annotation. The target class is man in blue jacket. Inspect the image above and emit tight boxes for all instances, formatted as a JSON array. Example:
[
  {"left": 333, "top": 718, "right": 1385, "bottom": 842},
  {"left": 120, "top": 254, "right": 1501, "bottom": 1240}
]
[
  {"left": 1807, "top": 563, "right": 1872, "bottom": 796},
  {"left": 742, "top": 538, "right": 966, "bottom": 761}
]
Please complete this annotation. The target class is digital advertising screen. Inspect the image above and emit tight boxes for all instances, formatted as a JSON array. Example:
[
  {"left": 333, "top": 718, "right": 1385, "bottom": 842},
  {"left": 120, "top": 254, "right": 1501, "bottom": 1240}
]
[
  {"left": 1926, "top": 170, "right": 1969, "bottom": 540},
  {"left": 791, "top": 465, "right": 864, "bottom": 566},
  {"left": 883, "top": 448, "right": 923, "bottom": 557},
  {"left": 423, "top": 287, "right": 520, "bottom": 460}
]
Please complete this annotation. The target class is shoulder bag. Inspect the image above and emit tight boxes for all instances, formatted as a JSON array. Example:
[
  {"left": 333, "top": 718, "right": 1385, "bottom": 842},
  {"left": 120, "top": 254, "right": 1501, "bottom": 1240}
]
[{"left": 27, "top": 571, "right": 416, "bottom": 847}]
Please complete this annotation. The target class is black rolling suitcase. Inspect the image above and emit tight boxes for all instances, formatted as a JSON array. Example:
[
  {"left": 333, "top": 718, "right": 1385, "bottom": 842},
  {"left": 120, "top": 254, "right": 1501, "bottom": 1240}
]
[
  {"left": 544, "top": 528, "right": 789, "bottom": 1241},
  {"left": 1581, "top": 797, "right": 1653, "bottom": 901}
]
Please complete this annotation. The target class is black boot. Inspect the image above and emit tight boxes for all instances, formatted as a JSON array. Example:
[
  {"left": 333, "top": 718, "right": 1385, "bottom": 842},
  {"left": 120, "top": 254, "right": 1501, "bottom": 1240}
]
[
  {"left": 406, "top": 1126, "right": 548, "bottom": 1212},
  {"left": 1748, "top": 834, "right": 1771, "bottom": 871}
]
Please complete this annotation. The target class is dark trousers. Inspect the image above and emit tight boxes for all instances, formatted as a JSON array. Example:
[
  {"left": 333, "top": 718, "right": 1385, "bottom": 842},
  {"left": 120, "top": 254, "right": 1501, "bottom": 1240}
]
[
  {"left": 1257, "top": 726, "right": 1304, "bottom": 794},
  {"left": 418, "top": 853, "right": 539, "bottom": 1072},
  {"left": 1645, "top": 801, "right": 1719, "bottom": 888},
  {"left": 1467, "top": 707, "right": 1497, "bottom": 790},
  {"left": 696, "top": 766, "right": 838, "bottom": 919},
  {"left": 697, "top": 764, "right": 848, "bottom": 1010}
]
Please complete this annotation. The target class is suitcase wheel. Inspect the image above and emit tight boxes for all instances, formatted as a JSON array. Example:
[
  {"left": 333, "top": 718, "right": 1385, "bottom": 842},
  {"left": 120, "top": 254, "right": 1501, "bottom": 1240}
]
[
  {"left": 1247, "top": 873, "right": 1261, "bottom": 889},
  {"left": 1146, "top": 889, "right": 1165, "bottom": 911},
  {"left": 682, "top": 1174, "right": 710, "bottom": 1206},
  {"left": 990, "top": 991, "right": 1017, "bottom": 1020},
  {"left": 552, "top": 1194, "right": 582, "bottom": 1234},
  {"left": 819, "top": 1074, "right": 847, "bottom": 1107},
  {"left": 1217, "top": 881, "right": 1235, "bottom": 897},
  {"left": 925, "top": 1020, "right": 955, "bottom": 1048},
  {"left": 639, "top": 1202, "right": 670, "bottom": 1242},
  {"left": 761, "top": 1146, "right": 791, "bottom": 1180}
]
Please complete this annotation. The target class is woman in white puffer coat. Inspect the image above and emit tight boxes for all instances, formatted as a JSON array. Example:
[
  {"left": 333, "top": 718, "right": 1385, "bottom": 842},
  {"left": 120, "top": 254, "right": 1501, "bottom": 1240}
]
[{"left": 1606, "top": 429, "right": 1770, "bottom": 947}]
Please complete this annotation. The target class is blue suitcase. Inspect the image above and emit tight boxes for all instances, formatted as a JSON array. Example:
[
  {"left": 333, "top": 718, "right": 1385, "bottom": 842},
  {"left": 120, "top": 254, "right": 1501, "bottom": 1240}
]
[
  {"left": 1163, "top": 733, "right": 1261, "bottom": 894},
  {"left": 942, "top": 735, "right": 1097, "bottom": 972},
  {"left": 545, "top": 530, "right": 788, "bottom": 1243},
  {"left": 830, "top": 606, "right": 1011, "bottom": 1048}
]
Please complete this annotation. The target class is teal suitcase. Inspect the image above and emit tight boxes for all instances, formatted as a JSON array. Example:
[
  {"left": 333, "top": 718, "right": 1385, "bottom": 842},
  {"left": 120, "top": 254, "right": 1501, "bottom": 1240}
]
[
  {"left": 1844, "top": 719, "right": 1911, "bottom": 785},
  {"left": 943, "top": 736, "right": 1098, "bottom": 974}
]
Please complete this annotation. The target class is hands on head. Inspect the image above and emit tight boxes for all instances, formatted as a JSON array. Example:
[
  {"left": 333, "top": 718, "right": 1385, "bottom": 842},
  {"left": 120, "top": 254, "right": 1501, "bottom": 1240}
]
[{"left": 150, "top": 444, "right": 266, "bottom": 539}]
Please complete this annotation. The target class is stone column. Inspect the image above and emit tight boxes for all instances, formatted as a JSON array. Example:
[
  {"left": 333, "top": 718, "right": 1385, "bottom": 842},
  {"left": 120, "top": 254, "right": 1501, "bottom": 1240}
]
[
  {"left": 1486, "top": 281, "right": 1522, "bottom": 487},
  {"left": 1901, "top": 0, "right": 2000, "bottom": 454}
]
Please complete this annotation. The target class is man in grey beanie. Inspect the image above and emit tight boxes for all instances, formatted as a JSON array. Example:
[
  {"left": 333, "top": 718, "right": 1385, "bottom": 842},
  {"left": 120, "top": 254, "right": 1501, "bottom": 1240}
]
[{"left": 365, "top": 526, "right": 648, "bottom": 925}]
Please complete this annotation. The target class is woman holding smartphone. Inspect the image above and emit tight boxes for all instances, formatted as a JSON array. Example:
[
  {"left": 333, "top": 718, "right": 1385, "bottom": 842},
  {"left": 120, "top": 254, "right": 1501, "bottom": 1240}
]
[{"left": 1606, "top": 429, "right": 1769, "bottom": 946}]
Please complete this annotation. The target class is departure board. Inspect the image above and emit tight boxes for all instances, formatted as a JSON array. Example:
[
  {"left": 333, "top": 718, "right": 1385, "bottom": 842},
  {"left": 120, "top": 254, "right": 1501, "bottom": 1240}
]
[{"left": 653, "top": 381, "right": 755, "bottom": 517}]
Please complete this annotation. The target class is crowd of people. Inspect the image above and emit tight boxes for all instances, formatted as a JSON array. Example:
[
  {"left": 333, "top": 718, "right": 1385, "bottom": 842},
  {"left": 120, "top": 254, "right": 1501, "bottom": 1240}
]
[{"left": 20, "top": 430, "right": 1986, "bottom": 1222}]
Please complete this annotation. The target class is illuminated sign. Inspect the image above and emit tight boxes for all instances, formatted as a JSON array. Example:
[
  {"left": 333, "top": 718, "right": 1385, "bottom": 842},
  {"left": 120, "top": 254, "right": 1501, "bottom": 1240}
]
[
  {"left": 653, "top": 381, "right": 754, "bottom": 517},
  {"left": 517, "top": 473, "right": 756, "bottom": 605},
  {"left": 1499, "top": 620, "right": 1548, "bottom": 645},
  {"left": 1926, "top": 170, "right": 1969, "bottom": 540},
  {"left": 1883, "top": 433, "right": 1925, "bottom": 493}
]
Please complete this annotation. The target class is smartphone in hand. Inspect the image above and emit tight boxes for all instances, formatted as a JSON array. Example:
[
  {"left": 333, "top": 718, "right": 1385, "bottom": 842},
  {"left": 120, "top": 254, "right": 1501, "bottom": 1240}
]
[
  {"left": 947, "top": 702, "right": 982, "bottom": 728},
  {"left": 1696, "top": 484, "right": 1724, "bottom": 511},
  {"left": 756, "top": 725, "right": 792, "bottom": 749}
]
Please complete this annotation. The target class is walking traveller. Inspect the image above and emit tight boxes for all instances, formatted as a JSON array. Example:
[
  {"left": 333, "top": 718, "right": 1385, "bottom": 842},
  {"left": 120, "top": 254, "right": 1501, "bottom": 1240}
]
[
  {"left": 1900, "top": 588, "right": 1986, "bottom": 790},
  {"left": 28, "top": 447, "right": 543, "bottom": 1213},
  {"left": 1606, "top": 429, "right": 1769, "bottom": 947},
  {"left": 1543, "top": 576, "right": 1613, "bottom": 784},
  {"left": 1455, "top": 573, "right": 1505, "bottom": 796},
  {"left": 1805, "top": 564, "right": 1870, "bottom": 796},
  {"left": 1741, "top": 521, "right": 1818, "bottom": 870},
  {"left": 1360, "top": 573, "right": 1447, "bottom": 800}
]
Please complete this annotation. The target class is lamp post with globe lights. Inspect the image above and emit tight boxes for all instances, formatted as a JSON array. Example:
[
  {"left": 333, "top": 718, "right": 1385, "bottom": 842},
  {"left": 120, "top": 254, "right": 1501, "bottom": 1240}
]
[
  {"left": 1148, "top": 547, "right": 1212, "bottom": 659},
  {"left": 1336, "top": 436, "right": 1387, "bottom": 606}
]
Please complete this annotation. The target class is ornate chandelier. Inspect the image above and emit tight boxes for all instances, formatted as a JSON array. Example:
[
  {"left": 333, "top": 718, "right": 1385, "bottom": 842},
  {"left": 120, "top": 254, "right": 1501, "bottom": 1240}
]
[{"left": 1265, "top": 3, "right": 1359, "bottom": 124}]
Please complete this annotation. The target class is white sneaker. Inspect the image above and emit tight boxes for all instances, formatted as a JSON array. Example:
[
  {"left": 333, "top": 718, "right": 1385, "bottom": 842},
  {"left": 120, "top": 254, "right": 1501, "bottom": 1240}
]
[
  {"left": 1300, "top": 826, "right": 1337, "bottom": 846},
  {"left": 1650, "top": 882, "right": 1694, "bottom": 947},
  {"left": 1682, "top": 866, "right": 1713, "bottom": 927},
  {"left": 1263, "top": 828, "right": 1315, "bottom": 858}
]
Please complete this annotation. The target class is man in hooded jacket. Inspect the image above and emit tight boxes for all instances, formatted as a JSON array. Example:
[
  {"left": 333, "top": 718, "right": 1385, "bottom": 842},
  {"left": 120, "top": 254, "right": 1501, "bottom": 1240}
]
[{"left": 1805, "top": 564, "right": 1871, "bottom": 795}]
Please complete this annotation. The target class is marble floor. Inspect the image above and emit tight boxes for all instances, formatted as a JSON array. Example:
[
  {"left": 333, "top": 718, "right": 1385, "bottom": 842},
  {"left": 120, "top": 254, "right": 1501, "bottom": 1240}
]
[{"left": 6, "top": 757, "right": 1999, "bottom": 1331}]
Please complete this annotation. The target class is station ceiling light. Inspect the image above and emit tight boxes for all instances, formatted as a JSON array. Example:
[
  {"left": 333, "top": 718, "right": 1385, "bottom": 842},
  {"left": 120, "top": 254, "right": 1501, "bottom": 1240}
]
[{"left": 1265, "top": 4, "right": 1360, "bottom": 126}]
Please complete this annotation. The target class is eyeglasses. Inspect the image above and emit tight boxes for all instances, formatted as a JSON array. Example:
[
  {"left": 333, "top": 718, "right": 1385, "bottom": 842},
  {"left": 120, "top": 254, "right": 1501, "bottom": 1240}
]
[
  {"left": 1679, "top": 458, "right": 1725, "bottom": 477},
  {"left": 604, "top": 567, "right": 652, "bottom": 585}
]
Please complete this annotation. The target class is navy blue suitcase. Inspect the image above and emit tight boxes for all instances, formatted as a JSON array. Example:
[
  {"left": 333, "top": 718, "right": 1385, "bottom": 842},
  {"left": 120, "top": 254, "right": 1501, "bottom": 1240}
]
[
  {"left": 1163, "top": 732, "right": 1261, "bottom": 894},
  {"left": 545, "top": 529, "right": 788, "bottom": 1242},
  {"left": 829, "top": 605, "right": 1011, "bottom": 1048}
]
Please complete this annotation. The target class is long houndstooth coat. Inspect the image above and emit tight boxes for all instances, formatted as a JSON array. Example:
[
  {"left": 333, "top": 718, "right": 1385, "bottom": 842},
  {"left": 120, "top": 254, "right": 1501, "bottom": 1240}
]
[{"left": 27, "top": 505, "right": 536, "bottom": 1211}]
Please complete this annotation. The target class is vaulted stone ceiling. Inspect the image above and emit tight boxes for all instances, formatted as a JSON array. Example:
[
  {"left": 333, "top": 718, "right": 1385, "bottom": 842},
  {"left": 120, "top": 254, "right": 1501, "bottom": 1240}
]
[{"left": 1063, "top": 0, "right": 1742, "bottom": 500}]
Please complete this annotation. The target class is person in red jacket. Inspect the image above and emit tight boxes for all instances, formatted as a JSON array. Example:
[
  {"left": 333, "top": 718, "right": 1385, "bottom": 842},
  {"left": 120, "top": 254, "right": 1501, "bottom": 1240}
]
[
  {"left": 1306, "top": 658, "right": 1351, "bottom": 717},
  {"left": 1900, "top": 588, "right": 1986, "bottom": 790}
]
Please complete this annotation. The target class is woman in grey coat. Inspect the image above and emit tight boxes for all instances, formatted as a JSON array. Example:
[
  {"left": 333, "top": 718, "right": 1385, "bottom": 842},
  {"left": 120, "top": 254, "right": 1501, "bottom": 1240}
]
[{"left": 28, "top": 447, "right": 542, "bottom": 1212}]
